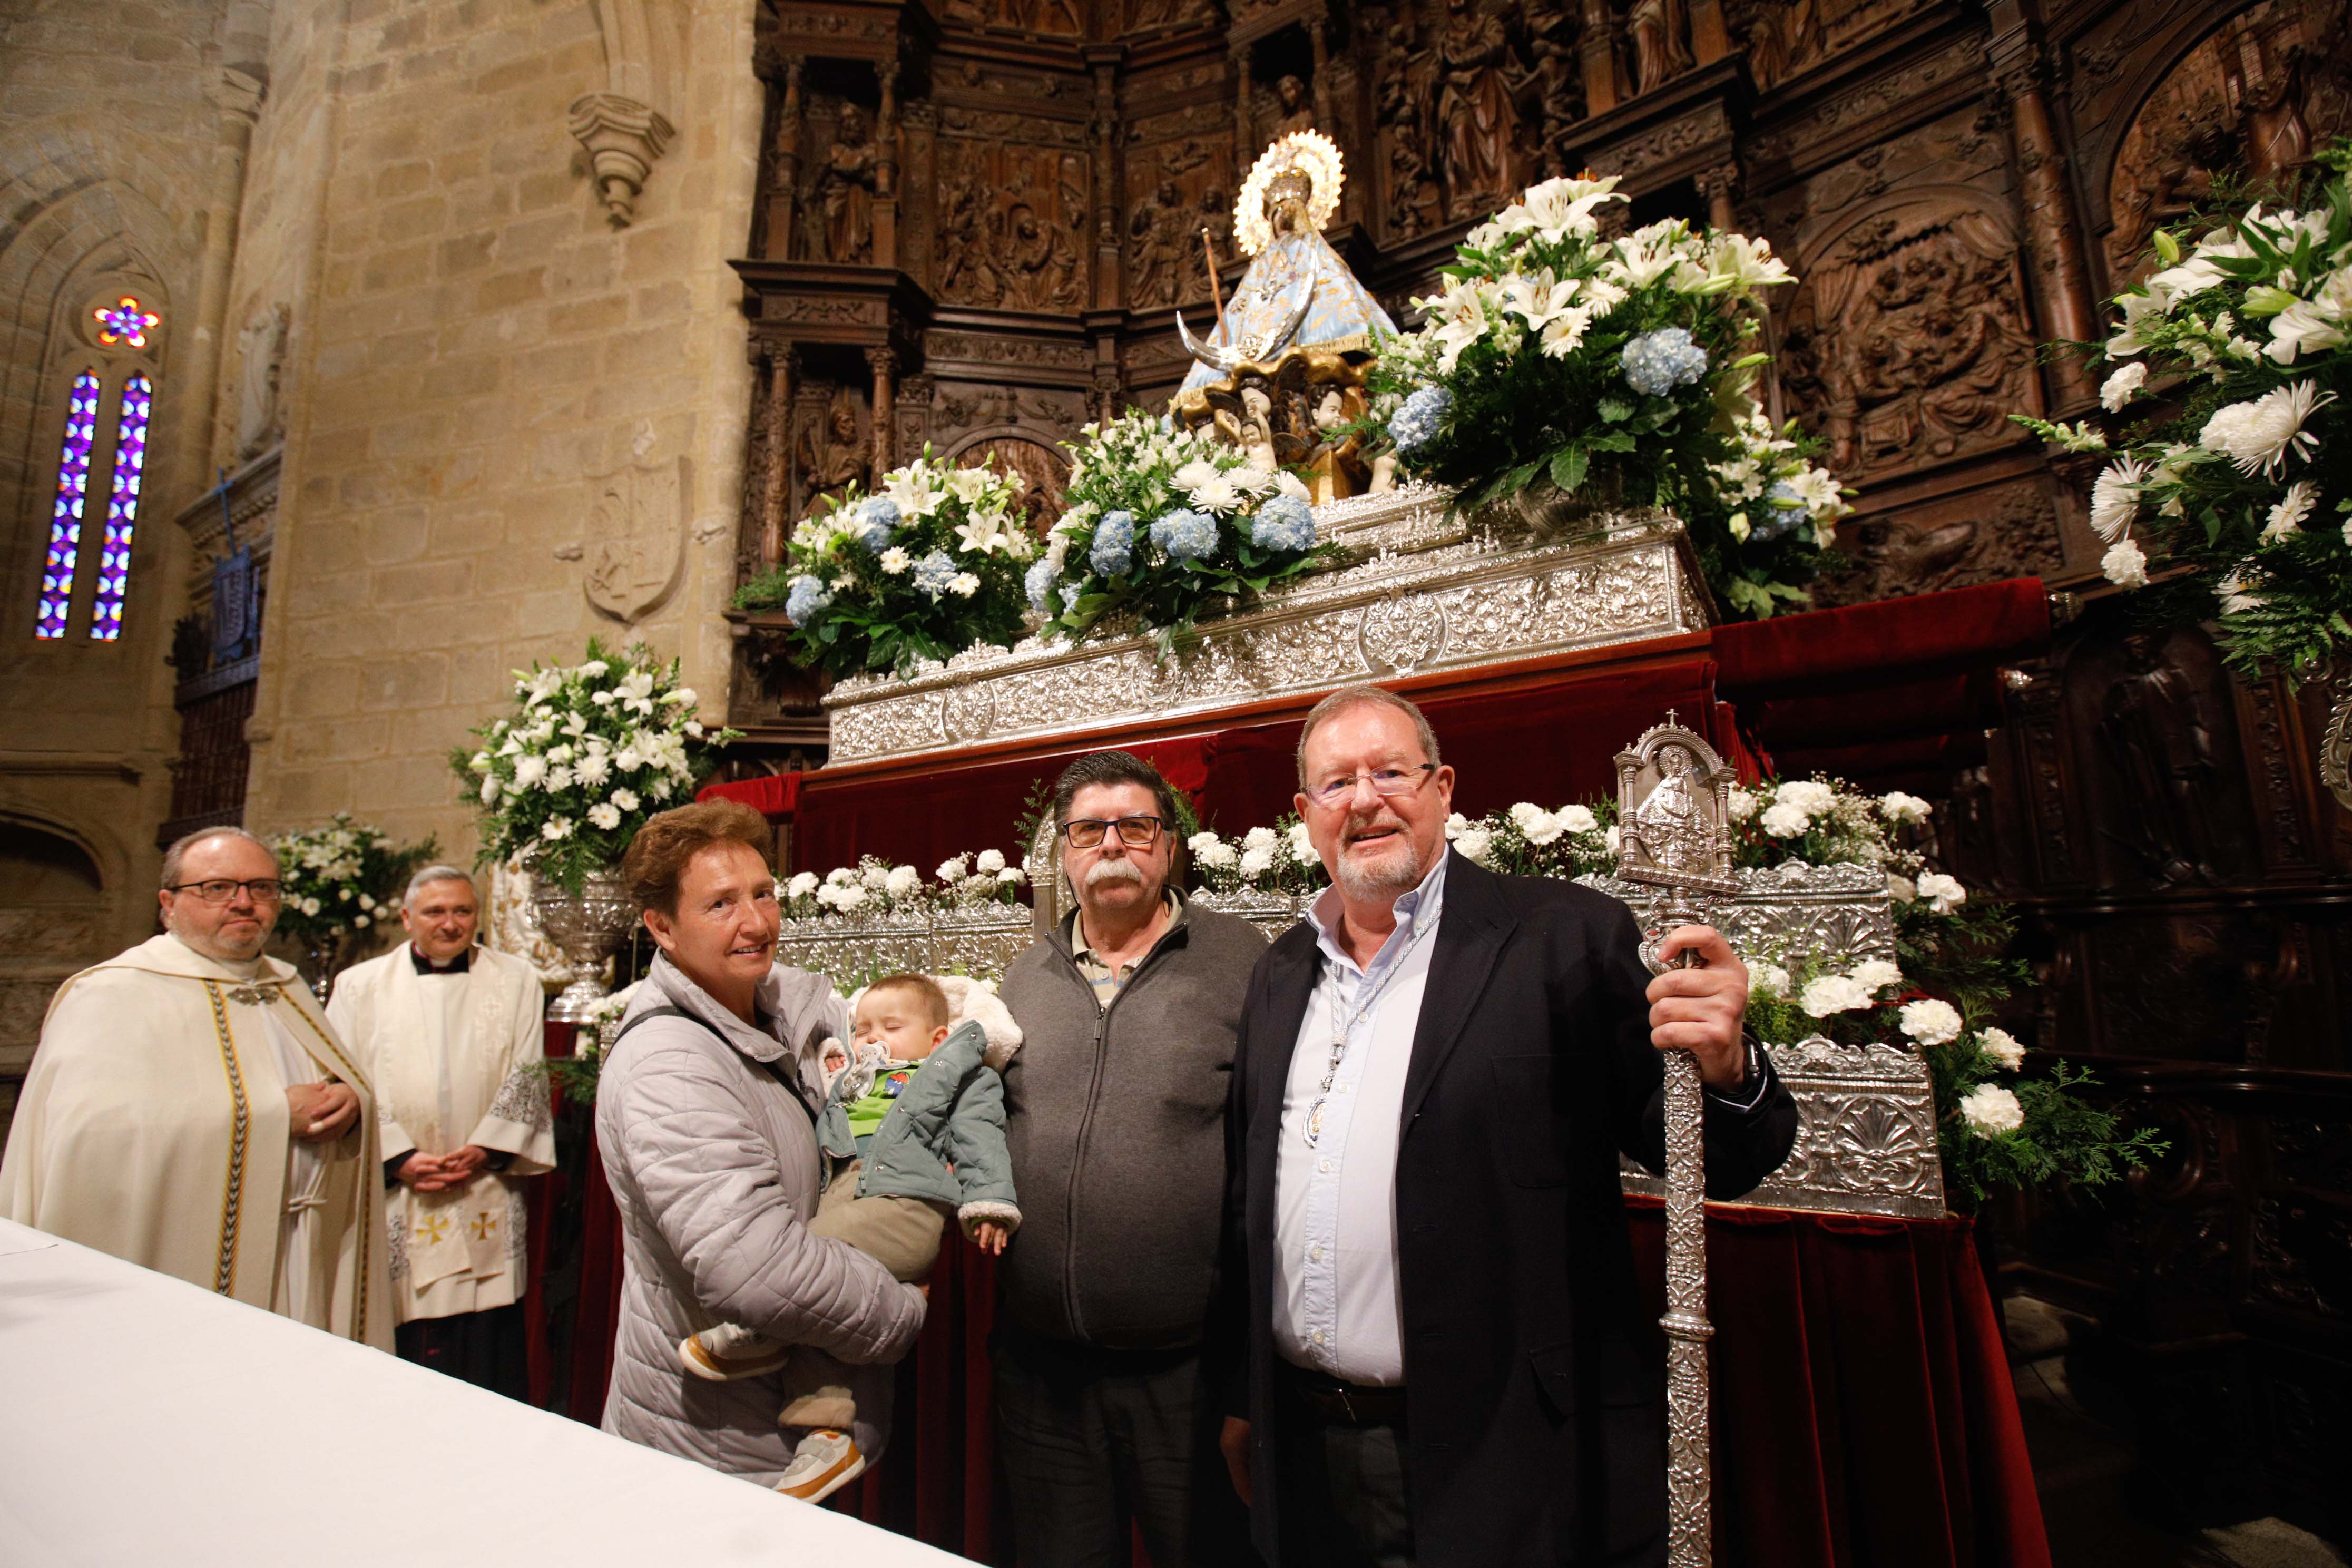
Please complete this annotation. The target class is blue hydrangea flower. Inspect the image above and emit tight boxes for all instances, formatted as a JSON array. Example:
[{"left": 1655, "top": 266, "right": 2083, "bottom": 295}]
[
  {"left": 1090, "top": 510, "right": 1136, "bottom": 577},
  {"left": 1619, "top": 327, "right": 1709, "bottom": 397},
  {"left": 1059, "top": 581, "right": 1086, "bottom": 614},
  {"left": 848, "top": 495, "right": 901, "bottom": 553},
  {"left": 784, "top": 574, "right": 832, "bottom": 623},
  {"left": 1024, "top": 556, "right": 1059, "bottom": 613},
  {"left": 1387, "top": 386, "right": 1453, "bottom": 456},
  {"left": 1251, "top": 494, "right": 1317, "bottom": 553},
  {"left": 911, "top": 550, "right": 956, "bottom": 600},
  {"left": 1150, "top": 508, "right": 1219, "bottom": 563},
  {"left": 1748, "top": 482, "right": 1806, "bottom": 542}
]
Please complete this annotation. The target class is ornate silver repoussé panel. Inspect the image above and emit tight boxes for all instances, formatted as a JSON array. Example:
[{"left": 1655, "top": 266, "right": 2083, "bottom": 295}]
[
  {"left": 772, "top": 904, "right": 1036, "bottom": 987},
  {"left": 820, "top": 485, "right": 1715, "bottom": 766}
]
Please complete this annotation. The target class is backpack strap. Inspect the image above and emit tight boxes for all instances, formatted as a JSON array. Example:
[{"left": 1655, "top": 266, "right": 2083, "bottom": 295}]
[{"left": 610, "top": 1003, "right": 819, "bottom": 1129}]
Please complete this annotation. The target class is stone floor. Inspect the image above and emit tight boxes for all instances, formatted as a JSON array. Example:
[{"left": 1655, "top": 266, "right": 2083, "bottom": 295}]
[{"left": 2006, "top": 1296, "right": 2347, "bottom": 1568}]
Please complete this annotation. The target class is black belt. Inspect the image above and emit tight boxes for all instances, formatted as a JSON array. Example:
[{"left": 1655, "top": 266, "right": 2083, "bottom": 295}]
[{"left": 1278, "top": 1358, "right": 1408, "bottom": 1426}]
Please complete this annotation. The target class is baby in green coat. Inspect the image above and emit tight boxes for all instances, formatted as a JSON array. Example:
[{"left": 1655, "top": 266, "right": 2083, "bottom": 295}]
[{"left": 679, "top": 972, "right": 1021, "bottom": 1501}]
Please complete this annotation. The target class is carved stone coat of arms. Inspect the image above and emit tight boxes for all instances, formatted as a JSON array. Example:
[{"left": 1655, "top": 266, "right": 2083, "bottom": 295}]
[{"left": 584, "top": 454, "right": 691, "bottom": 624}]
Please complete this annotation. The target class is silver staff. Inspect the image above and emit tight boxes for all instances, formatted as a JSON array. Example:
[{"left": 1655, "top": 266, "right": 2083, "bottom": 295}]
[{"left": 1614, "top": 718, "right": 1741, "bottom": 1568}]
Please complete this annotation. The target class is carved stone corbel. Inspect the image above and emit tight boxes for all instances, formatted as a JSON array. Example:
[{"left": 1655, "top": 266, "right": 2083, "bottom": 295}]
[{"left": 570, "top": 91, "right": 675, "bottom": 227}]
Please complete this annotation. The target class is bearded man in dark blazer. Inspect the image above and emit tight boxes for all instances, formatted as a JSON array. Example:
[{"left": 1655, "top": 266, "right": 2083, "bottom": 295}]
[{"left": 1213, "top": 685, "right": 1797, "bottom": 1568}]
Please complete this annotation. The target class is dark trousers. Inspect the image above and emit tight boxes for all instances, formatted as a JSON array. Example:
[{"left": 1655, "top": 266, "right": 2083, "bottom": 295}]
[
  {"left": 393, "top": 1302, "right": 529, "bottom": 1402},
  {"left": 992, "top": 1325, "right": 1258, "bottom": 1568},
  {"left": 1272, "top": 1364, "right": 1417, "bottom": 1568}
]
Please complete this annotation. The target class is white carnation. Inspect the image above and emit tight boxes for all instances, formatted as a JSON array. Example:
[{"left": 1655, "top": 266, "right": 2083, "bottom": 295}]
[
  {"left": 976, "top": 849, "right": 1007, "bottom": 875},
  {"left": 1887, "top": 874, "right": 1916, "bottom": 905},
  {"left": 1977, "top": 1027, "right": 2025, "bottom": 1071},
  {"left": 1916, "top": 872, "right": 1967, "bottom": 914},
  {"left": 937, "top": 855, "right": 971, "bottom": 884},
  {"left": 834, "top": 884, "right": 869, "bottom": 913},
  {"left": 1849, "top": 958, "right": 1905, "bottom": 994},
  {"left": 2099, "top": 360, "right": 2148, "bottom": 411},
  {"left": 1760, "top": 801, "right": 1814, "bottom": 839},
  {"left": 1879, "top": 791, "right": 1931, "bottom": 825},
  {"left": 786, "top": 871, "right": 818, "bottom": 899},
  {"left": 1241, "top": 826, "right": 1278, "bottom": 851},
  {"left": 1898, "top": 997, "right": 1963, "bottom": 1046},
  {"left": 2100, "top": 538, "right": 2150, "bottom": 589},
  {"left": 1800, "top": 974, "right": 1874, "bottom": 1017},
  {"left": 479, "top": 776, "right": 502, "bottom": 806},
  {"left": 1958, "top": 1083, "right": 2025, "bottom": 1138},
  {"left": 861, "top": 864, "right": 891, "bottom": 893},
  {"left": 1556, "top": 804, "right": 1599, "bottom": 833},
  {"left": 1750, "top": 963, "right": 1791, "bottom": 999},
  {"left": 1187, "top": 831, "right": 1224, "bottom": 857},
  {"left": 1777, "top": 780, "right": 1837, "bottom": 816},
  {"left": 1288, "top": 822, "right": 1319, "bottom": 865},
  {"left": 885, "top": 865, "right": 922, "bottom": 900},
  {"left": 1195, "top": 838, "right": 1238, "bottom": 869},
  {"left": 1726, "top": 787, "right": 1757, "bottom": 822},
  {"left": 997, "top": 867, "right": 1026, "bottom": 885},
  {"left": 1523, "top": 811, "right": 1565, "bottom": 846},
  {"left": 1454, "top": 827, "right": 1494, "bottom": 865},
  {"left": 1239, "top": 845, "right": 1276, "bottom": 879}
]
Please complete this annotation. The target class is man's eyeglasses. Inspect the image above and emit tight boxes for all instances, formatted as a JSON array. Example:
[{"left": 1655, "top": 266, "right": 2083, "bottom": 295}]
[
  {"left": 166, "top": 878, "right": 286, "bottom": 905},
  {"left": 1302, "top": 762, "right": 1438, "bottom": 810},
  {"left": 1061, "top": 816, "right": 1167, "bottom": 850}
]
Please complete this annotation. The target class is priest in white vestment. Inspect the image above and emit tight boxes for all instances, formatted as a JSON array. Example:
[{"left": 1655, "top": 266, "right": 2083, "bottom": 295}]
[
  {"left": 0, "top": 827, "right": 393, "bottom": 1349},
  {"left": 328, "top": 865, "right": 552, "bottom": 1394}
]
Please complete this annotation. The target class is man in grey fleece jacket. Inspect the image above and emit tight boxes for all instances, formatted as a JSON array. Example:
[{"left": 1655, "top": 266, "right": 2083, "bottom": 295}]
[{"left": 997, "top": 750, "right": 1269, "bottom": 1568}]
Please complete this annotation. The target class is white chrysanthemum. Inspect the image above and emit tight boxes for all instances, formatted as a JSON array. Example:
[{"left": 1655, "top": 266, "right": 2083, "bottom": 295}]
[
  {"left": 2198, "top": 383, "right": 2336, "bottom": 476},
  {"left": 1850, "top": 959, "right": 1905, "bottom": 994},
  {"left": 1977, "top": 1027, "right": 2025, "bottom": 1071},
  {"left": 512, "top": 754, "right": 548, "bottom": 790},
  {"left": 1557, "top": 804, "right": 1599, "bottom": 833},
  {"left": 947, "top": 572, "right": 982, "bottom": 598},
  {"left": 2088, "top": 457, "right": 2148, "bottom": 543},
  {"left": 1760, "top": 800, "right": 1813, "bottom": 839},
  {"left": 2099, "top": 361, "right": 2148, "bottom": 411},
  {"left": 539, "top": 818, "right": 573, "bottom": 842},
  {"left": 976, "top": 849, "right": 1007, "bottom": 875},
  {"left": 1800, "top": 974, "right": 1874, "bottom": 1017},
  {"left": 2101, "top": 538, "right": 2150, "bottom": 589},
  {"left": 1916, "top": 872, "right": 1967, "bottom": 914},
  {"left": 2262, "top": 479, "right": 2319, "bottom": 544},
  {"left": 1898, "top": 997, "right": 1963, "bottom": 1046},
  {"left": 879, "top": 546, "right": 912, "bottom": 575},
  {"left": 1958, "top": 1083, "right": 2025, "bottom": 1138},
  {"left": 587, "top": 802, "right": 622, "bottom": 831},
  {"left": 1188, "top": 475, "right": 1243, "bottom": 514}
]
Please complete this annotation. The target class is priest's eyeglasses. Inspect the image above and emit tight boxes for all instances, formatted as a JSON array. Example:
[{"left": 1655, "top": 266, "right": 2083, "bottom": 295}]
[
  {"left": 167, "top": 878, "right": 286, "bottom": 905},
  {"left": 1061, "top": 816, "right": 1167, "bottom": 850},
  {"left": 1303, "top": 762, "right": 1438, "bottom": 809}
]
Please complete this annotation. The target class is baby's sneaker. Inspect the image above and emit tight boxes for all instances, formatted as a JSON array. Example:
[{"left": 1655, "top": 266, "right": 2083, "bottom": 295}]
[
  {"left": 679, "top": 1324, "right": 791, "bottom": 1381},
  {"left": 775, "top": 1429, "right": 865, "bottom": 1502}
]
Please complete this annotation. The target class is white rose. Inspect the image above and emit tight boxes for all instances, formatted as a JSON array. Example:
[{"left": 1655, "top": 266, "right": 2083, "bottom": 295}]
[
  {"left": 1957, "top": 1083, "right": 2025, "bottom": 1138},
  {"left": 587, "top": 802, "right": 622, "bottom": 831},
  {"left": 1977, "top": 1027, "right": 2025, "bottom": 1072},
  {"left": 1896, "top": 997, "right": 1963, "bottom": 1046},
  {"left": 976, "top": 849, "right": 1007, "bottom": 875},
  {"left": 1556, "top": 804, "right": 1599, "bottom": 833},
  {"left": 1849, "top": 958, "right": 1905, "bottom": 994},
  {"left": 1916, "top": 872, "right": 1967, "bottom": 914},
  {"left": 1759, "top": 801, "right": 1813, "bottom": 839},
  {"left": 1878, "top": 791, "right": 1930, "bottom": 825}
]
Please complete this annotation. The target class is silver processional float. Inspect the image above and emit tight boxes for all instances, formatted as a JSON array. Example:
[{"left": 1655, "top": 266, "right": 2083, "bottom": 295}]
[{"left": 1614, "top": 717, "right": 1740, "bottom": 1568}]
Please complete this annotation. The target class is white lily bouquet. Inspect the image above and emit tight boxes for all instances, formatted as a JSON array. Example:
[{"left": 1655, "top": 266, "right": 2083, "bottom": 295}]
[
  {"left": 268, "top": 812, "right": 437, "bottom": 954},
  {"left": 2017, "top": 138, "right": 2350, "bottom": 677},
  {"left": 453, "top": 639, "right": 739, "bottom": 893},
  {"left": 1362, "top": 172, "right": 1847, "bottom": 619},
  {"left": 739, "top": 448, "right": 1036, "bottom": 678},
  {"left": 1031, "top": 409, "right": 1335, "bottom": 653}
]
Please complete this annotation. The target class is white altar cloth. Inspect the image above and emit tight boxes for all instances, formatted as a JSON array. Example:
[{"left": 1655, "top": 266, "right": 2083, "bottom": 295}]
[{"left": 0, "top": 1218, "right": 968, "bottom": 1566}]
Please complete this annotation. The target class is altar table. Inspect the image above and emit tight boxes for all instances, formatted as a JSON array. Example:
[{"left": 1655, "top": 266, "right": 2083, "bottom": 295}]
[{"left": 0, "top": 1218, "right": 968, "bottom": 1567}]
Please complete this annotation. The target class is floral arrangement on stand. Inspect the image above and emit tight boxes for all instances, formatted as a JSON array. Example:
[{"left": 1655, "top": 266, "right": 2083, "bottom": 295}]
[
  {"left": 2015, "top": 138, "right": 2350, "bottom": 678},
  {"left": 737, "top": 449, "right": 1035, "bottom": 677},
  {"left": 778, "top": 850, "right": 1030, "bottom": 918},
  {"left": 1361, "top": 173, "right": 1849, "bottom": 619},
  {"left": 1185, "top": 778, "right": 2160, "bottom": 1212},
  {"left": 267, "top": 813, "right": 438, "bottom": 995},
  {"left": 1027, "top": 409, "right": 1336, "bottom": 654},
  {"left": 452, "top": 639, "right": 739, "bottom": 894}
]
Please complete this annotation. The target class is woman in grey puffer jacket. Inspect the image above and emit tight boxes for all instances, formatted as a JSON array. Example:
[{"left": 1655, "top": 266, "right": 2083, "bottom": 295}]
[{"left": 595, "top": 802, "right": 926, "bottom": 1485}]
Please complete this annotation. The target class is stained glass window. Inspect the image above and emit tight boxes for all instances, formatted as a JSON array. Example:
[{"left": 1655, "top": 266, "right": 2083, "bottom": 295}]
[
  {"left": 36, "top": 371, "right": 102, "bottom": 640},
  {"left": 91, "top": 296, "right": 159, "bottom": 349},
  {"left": 89, "top": 373, "right": 152, "bottom": 642}
]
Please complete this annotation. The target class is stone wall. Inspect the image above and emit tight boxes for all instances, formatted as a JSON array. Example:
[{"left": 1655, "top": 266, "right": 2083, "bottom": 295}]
[{"left": 237, "top": 0, "right": 762, "bottom": 859}]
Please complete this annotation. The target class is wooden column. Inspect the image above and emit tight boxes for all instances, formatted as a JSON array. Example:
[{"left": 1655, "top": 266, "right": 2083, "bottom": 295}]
[
  {"left": 1309, "top": 16, "right": 1334, "bottom": 132},
  {"left": 1697, "top": 161, "right": 1738, "bottom": 234},
  {"left": 767, "top": 58, "right": 803, "bottom": 261},
  {"left": 1580, "top": 0, "right": 1624, "bottom": 117},
  {"left": 867, "top": 346, "right": 896, "bottom": 474},
  {"left": 1990, "top": 11, "right": 2098, "bottom": 408},
  {"left": 763, "top": 347, "right": 798, "bottom": 565},
  {"left": 874, "top": 66, "right": 900, "bottom": 271},
  {"left": 1688, "top": 0, "right": 1729, "bottom": 65}
]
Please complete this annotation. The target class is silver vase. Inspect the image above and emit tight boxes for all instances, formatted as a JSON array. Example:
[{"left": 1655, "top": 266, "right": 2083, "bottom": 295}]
[
  {"left": 1511, "top": 468, "right": 1626, "bottom": 536},
  {"left": 530, "top": 867, "right": 637, "bottom": 1023},
  {"left": 2322, "top": 663, "right": 2352, "bottom": 812}
]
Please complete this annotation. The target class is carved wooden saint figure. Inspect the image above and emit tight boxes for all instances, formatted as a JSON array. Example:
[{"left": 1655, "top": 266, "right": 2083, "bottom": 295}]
[
  {"left": 1270, "top": 73, "right": 1316, "bottom": 138},
  {"left": 806, "top": 104, "right": 880, "bottom": 264},
  {"left": 798, "top": 389, "right": 869, "bottom": 514},
  {"left": 1434, "top": 0, "right": 1521, "bottom": 219},
  {"left": 1628, "top": 0, "right": 1694, "bottom": 94},
  {"left": 1129, "top": 179, "right": 1189, "bottom": 308}
]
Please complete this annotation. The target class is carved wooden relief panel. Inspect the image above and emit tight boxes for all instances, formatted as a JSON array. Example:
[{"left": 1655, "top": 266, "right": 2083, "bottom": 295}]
[{"left": 935, "top": 132, "right": 1090, "bottom": 311}]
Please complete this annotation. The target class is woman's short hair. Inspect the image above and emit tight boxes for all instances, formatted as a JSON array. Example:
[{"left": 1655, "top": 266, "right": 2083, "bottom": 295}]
[{"left": 621, "top": 799, "right": 772, "bottom": 915}]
